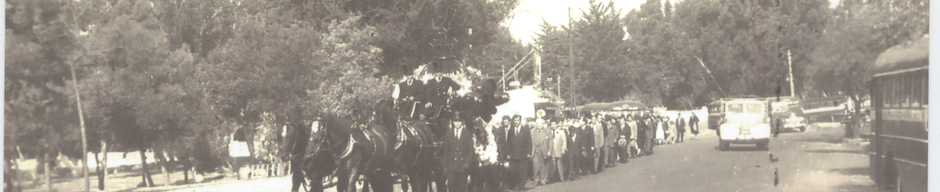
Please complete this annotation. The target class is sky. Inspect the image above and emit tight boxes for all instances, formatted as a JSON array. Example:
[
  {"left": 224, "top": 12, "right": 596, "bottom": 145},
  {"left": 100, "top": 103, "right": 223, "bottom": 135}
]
[{"left": 507, "top": 0, "right": 841, "bottom": 45}]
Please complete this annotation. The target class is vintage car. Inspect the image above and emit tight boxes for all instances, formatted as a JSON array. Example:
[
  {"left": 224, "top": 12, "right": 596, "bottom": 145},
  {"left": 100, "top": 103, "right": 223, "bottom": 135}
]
[
  {"left": 771, "top": 99, "right": 807, "bottom": 133},
  {"left": 718, "top": 99, "right": 772, "bottom": 151}
]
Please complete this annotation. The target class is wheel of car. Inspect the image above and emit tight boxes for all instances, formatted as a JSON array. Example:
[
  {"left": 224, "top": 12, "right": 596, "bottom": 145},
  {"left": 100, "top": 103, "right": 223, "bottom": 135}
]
[
  {"left": 799, "top": 126, "right": 806, "bottom": 132},
  {"left": 719, "top": 140, "right": 729, "bottom": 150}
]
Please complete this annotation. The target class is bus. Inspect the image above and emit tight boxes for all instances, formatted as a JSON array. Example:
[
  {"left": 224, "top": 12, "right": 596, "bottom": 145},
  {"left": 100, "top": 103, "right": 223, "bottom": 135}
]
[
  {"left": 868, "top": 35, "right": 927, "bottom": 192},
  {"left": 801, "top": 96, "right": 850, "bottom": 123},
  {"left": 707, "top": 100, "right": 724, "bottom": 130}
]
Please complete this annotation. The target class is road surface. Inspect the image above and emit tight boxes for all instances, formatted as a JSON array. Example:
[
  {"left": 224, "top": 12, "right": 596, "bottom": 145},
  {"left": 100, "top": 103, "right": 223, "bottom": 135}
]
[{"left": 532, "top": 124, "right": 879, "bottom": 192}]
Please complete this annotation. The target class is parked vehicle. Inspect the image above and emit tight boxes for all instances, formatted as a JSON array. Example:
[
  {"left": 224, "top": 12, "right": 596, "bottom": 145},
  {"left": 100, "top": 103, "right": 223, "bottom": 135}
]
[
  {"left": 868, "top": 35, "right": 927, "bottom": 192},
  {"left": 770, "top": 97, "right": 806, "bottom": 132}
]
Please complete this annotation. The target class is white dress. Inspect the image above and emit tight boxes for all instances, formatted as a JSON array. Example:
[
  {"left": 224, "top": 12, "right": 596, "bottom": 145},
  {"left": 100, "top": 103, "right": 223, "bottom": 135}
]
[{"left": 656, "top": 122, "right": 665, "bottom": 140}]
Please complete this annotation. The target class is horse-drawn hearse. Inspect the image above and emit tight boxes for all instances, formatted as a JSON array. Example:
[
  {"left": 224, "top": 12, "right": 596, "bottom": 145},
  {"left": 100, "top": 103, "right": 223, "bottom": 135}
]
[{"left": 281, "top": 57, "right": 509, "bottom": 192}]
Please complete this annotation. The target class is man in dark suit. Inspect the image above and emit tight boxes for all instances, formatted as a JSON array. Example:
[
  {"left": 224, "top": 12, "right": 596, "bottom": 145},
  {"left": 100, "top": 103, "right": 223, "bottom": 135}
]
[
  {"left": 566, "top": 120, "right": 581, "bottom": 180},
  {"left": 577, "top": 117, "right": 595, "bottom": 174},
  {"left": 645, "top": 115, "right": 656, "bottom": 155},
  {"left": 676, "top": 114, "right": 686, "bottom": 143},
  {"left": 424, "top": 74, "right": 461, "bottom": 119},
  {"left": 444, "top": 114, "right": 475, "bottom": 192},
  {"left": 507, "top": 114, "right": 531, "bottom": 190},
  {"left": 635, "top": 114, "right": 648, "bottom": 157},
  {"left": 396, "top": 77, "right": 425, "bottom": 119},
  {"left": 492, "top": 115, "right": 511, "bottom": 190}
]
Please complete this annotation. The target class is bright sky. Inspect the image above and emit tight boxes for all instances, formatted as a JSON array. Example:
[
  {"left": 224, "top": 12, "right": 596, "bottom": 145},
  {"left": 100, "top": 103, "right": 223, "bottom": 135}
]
[
  {"left": 507, "top": 0, "right": 649, "bottom": 45},
  {"left": 507, "top": 0, "right": 841, "bottom": 45}
]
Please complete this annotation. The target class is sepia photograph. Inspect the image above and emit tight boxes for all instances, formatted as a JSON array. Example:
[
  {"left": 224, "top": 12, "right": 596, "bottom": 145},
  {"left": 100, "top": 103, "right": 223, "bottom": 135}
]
[{"left": 3, "top": 0, "right": 930, "bottom": 191}]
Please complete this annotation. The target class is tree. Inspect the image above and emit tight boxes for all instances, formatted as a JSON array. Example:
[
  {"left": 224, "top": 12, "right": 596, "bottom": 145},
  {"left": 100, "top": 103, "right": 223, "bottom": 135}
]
[
  {"left": 6, "top": 0, "right": 90, "bottom": 190},
  {"left": 808, "top": 0, "right": 927, "bottom": 137}
]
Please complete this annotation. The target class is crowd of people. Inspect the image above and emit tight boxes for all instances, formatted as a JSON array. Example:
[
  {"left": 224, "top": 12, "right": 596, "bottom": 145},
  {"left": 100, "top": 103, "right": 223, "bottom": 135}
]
[{"left": 440, "top": 109, "right": 702, "bottom": 191}]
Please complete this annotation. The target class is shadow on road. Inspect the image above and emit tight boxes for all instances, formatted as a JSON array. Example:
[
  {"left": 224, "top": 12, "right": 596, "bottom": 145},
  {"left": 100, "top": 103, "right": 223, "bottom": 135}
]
[
  {"left": 828, "top": 167, "right": 868, "bottom": 177},
  {"left": 803, "top": 149, "right": 863, "bottom": 155},
  {"left": 835, "top": 183, "right": 879, "bottom": 192},
  {"left": 793, "top": 135, "right": 843, "bottom": 145},
  {"left": 712, "top": 145, "right": 764, "bottom": 152}
]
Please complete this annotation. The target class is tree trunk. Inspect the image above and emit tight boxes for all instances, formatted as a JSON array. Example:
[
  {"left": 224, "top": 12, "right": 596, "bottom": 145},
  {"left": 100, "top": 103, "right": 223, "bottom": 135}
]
[
  {"left": 161, "top": 163, "right": 169, "bottom": 187},
  {"left": 158, "top": 152, "right": 170, "bottom": 187},
  {"left": 99, "top": 140, "right": 108, "bottom": 190},
  {"left": 44, "top": 153, "right": 52, "bottom": 192},
  {"left": 139, "top": 150, "right": 155, "bottom": 187},
  {"left": 95, "top": 152, "right": 102, "bottom": 191},
  {"left": 245, "top": 123, "right": 256, "bottom": 161},
  {"left": 852, "top": 95, "right": 862, "bottom": 138},
  {"left": 183, "top": 164, "right": 189, "bottom": 184}
]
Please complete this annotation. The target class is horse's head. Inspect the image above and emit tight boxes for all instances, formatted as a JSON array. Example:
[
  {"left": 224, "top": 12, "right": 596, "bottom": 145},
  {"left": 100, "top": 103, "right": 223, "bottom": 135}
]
[{"left": 370, "top": 99, "right": 400, "bottom": 130}]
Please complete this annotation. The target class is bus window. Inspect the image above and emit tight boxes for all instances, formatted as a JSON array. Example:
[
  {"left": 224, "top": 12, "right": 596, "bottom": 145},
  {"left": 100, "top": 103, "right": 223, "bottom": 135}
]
[
  {"left": 903, "top": 75, "right": 912, "bottom": 107},
  {"left": 912, "top": 73, "right": 922, "bottom": 107},
  {"left": 890, "top": 76, "right": 899, "bottom": 107},
  {"left": 884, "top": 78, "right": 891, "bottom": 108},
  {"left": 921, "top": 74, "right": 930, "bottom": 107}
]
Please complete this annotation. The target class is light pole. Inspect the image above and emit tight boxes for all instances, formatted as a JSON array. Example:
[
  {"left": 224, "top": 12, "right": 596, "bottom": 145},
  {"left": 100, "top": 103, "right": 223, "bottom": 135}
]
[{"left": 788, "top": 50, "right": 795, "bottom": 98}]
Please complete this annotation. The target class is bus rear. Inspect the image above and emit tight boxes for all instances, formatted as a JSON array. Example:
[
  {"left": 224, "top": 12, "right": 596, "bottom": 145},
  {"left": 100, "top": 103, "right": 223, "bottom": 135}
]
[{"left": 868, "top": 35, "right": 927, "bottom": 192}]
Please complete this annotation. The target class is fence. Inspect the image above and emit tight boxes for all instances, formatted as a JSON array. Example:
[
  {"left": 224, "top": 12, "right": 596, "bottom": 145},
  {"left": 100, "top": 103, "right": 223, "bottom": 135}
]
[{"left": 237, "top": 162, "right": 290, "bottom": 180}]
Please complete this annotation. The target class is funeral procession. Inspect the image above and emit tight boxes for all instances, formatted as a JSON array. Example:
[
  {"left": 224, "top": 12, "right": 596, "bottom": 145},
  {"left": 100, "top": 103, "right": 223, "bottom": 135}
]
[{"left": 4, "top": 0, "right": 929, "bottom": 192}]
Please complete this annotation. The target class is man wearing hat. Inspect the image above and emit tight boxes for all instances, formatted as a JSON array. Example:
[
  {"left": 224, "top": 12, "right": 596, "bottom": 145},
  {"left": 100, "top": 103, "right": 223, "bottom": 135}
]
[
  {"left": 507, "top": 114, "right": 531, "bottom": 190},
  {"left": 444, "top": 112, "right": 474, "bottom": 192}
]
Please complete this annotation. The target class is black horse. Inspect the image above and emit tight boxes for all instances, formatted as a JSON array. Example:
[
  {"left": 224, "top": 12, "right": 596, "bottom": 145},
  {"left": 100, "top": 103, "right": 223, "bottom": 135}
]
[
  {"left": 282, "top": 115, "right": 344, "bottom": 192},
  {"left": 372, "top": 100, "right": 438, "bottom": 192},
  {"left": 282, "top": 110, "right": 397, "bottom": 192},
  {"left": 335, "top": 111, "right": 397, "bottom": 192}
]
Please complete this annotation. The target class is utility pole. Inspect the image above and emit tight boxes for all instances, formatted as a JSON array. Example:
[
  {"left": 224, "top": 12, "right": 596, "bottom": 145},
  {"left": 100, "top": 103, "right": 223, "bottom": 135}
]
[
  {"left": 788, "top": 50, "right": 795, "bottom": 98},
  {"left": 568, "top": 7, "right": 576, "bottom": 107},
  {"left": 70, "top": 57, "right": 90, "bottom": 192}
]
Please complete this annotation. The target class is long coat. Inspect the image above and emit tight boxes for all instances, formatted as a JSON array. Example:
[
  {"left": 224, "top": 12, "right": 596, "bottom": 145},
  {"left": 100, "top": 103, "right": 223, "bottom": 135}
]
[
  {"left": 593, "top": 122, "right": 605, "bottom": 150},
  {"left": 507, "top": 124, "right": 532, "bottom": 160},
  {"left": 425, "top": 76, "right": 460, "bottom": 106},
  {"left": 531, "top": 126, "right": 551, "bottom": 158},
  {"left": 567, "top": 126, "right": 580, "bottom": 158},
  {"left": 551, "top": 128, "right": 567, "bottom": 158},
  {"left": 397, "top": 79, "right": 425, "bottom": 117},
  {"left": 578, "top": 126, "right": 594, "bottom": 156},
  {"left": 606, "top": 122, "right": 619, "bottom": 148},
  {"left": 444, "top": 126, "right": 475, "bottom": 173}
]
